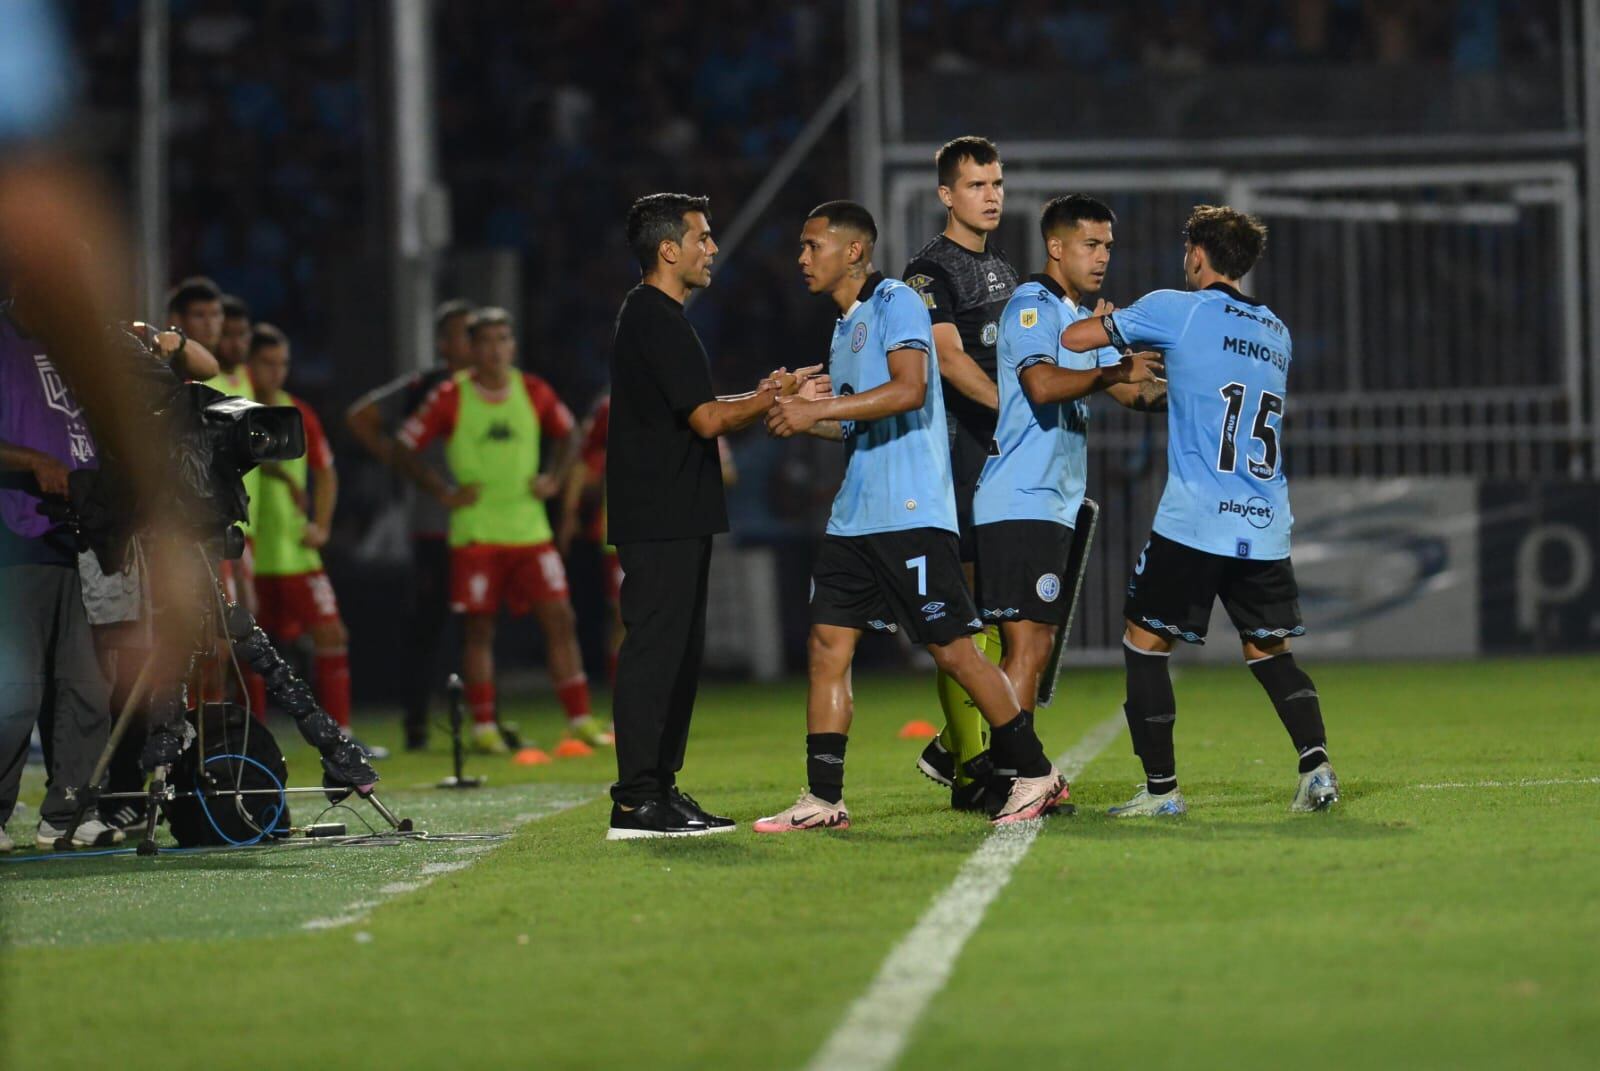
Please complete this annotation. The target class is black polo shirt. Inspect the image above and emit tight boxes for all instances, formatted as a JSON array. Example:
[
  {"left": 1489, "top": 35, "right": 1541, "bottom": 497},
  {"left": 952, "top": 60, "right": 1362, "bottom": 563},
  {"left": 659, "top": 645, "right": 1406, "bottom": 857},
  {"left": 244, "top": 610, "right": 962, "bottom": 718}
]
[{"left": 605, "top": 283, "right": 728, "bottom": 544}]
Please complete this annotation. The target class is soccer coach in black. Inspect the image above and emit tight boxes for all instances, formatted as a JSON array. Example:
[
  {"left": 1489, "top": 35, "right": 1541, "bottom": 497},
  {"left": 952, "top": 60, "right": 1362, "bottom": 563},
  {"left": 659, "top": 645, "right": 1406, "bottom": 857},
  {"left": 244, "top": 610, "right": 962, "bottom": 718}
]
[{"left": 605, "top": 193, "right": 779, "bottom": 840}]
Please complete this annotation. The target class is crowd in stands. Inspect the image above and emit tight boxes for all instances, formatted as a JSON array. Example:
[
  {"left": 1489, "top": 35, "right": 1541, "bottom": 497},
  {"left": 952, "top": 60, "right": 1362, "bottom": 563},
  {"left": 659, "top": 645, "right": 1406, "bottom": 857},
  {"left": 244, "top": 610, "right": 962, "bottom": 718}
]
[{"left": 904, "top": 0, "right": 1564, "bottom": 73}]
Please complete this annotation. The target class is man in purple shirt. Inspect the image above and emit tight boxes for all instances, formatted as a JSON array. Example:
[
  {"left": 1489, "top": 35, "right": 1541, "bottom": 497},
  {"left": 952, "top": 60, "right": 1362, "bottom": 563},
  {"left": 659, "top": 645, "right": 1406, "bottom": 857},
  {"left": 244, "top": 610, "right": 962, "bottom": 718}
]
[{"left": 0, "top": 299, "right": 122, "bottom": 851}]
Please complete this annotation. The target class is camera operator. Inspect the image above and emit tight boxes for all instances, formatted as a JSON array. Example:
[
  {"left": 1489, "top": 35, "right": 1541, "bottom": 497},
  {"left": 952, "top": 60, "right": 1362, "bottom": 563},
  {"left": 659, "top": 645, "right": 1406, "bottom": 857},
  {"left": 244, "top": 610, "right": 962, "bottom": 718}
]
[{"left": 0, "top": 259, "right": 220, "bottom": 850}]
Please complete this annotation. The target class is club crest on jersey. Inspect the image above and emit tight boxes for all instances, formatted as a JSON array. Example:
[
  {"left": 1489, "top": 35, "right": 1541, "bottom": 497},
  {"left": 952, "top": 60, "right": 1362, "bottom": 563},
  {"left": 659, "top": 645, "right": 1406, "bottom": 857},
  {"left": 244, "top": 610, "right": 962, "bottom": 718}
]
[
  {"left": 851, "top": 321, "right": 867, "bottom": 352},
  {"left": 981, "top": 322, "right": 998, "bottom": 346},
  {"left": 1019, "top": 308, "right": 1038, "bottom": 329},
  {"left": 1036, "top": 573, "right": 1061, "bottom": 602}
]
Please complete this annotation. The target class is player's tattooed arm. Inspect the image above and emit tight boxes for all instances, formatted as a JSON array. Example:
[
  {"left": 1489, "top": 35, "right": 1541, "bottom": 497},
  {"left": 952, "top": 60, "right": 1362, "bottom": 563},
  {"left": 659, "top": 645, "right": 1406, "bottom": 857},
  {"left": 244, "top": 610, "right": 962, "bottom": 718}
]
[{"left": 1105, "top": 374, "right": 1168, "bottom": 412}]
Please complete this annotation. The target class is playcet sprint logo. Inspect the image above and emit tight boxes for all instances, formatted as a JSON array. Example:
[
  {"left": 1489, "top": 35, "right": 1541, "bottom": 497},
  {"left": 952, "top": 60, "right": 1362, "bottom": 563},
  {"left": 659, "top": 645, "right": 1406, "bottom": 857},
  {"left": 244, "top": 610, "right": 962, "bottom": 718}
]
[{"left": 1218, "top": 496, "right": 1275, "bottom": 529}]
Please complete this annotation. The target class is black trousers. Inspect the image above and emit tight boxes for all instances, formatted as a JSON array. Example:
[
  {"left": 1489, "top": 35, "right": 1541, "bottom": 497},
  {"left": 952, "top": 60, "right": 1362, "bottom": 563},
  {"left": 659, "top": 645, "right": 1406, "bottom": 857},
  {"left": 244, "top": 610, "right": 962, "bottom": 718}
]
[
  {"left": 611, "top": 536, "right": 712, "bottom": 806},
  {"left": 403, "top": 534, "right": 453, "bottom": 740}
]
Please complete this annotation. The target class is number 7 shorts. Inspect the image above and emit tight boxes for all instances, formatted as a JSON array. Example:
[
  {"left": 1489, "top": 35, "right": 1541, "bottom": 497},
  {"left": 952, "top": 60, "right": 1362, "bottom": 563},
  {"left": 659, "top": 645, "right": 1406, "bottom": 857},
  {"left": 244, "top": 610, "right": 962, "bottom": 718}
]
[{"left": 809, "top": 527, "right": 980, "bottom": 646}]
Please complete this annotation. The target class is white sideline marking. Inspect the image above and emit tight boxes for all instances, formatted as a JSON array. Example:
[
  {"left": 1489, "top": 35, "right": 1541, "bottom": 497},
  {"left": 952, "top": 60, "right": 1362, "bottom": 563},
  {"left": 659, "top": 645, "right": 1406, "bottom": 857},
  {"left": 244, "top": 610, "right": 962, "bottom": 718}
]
[
  {"left": 1415, "top": 776, "right": 1600, "bottom": 790},
  {"left": 299, "top": 792, "right": 595, "bottom": 933},
  {"left": 803, "top": 712, "right": 1126, "bottom": 1071}
]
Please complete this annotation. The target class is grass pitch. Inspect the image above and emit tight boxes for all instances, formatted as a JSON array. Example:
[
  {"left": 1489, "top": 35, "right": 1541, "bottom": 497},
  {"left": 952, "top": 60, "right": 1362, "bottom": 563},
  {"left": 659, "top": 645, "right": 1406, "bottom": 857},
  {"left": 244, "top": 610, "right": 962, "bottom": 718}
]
[{"left": 2, "top": 656, "right": 1596, "bottom": 1069}]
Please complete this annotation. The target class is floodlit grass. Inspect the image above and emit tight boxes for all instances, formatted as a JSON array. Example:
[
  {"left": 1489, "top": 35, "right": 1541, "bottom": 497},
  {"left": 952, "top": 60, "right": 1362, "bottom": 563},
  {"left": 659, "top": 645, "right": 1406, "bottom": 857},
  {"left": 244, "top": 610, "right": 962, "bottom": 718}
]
[{"left": 2, "top": 657, "right": 1596, "bottom": 1069}]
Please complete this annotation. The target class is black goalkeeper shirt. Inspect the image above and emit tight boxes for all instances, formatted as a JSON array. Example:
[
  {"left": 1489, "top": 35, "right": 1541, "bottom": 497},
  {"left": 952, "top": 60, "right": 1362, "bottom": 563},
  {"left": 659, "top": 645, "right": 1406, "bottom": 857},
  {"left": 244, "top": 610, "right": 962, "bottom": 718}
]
[{"left": 903, "top": 234, "right": 1019, "bottom": 439}]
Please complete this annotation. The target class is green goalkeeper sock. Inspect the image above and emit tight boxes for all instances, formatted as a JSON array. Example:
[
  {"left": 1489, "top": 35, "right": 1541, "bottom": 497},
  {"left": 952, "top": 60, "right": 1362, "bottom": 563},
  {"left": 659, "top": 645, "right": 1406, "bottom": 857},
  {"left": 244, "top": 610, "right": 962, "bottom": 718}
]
[{"left": 937, "top": 626, "right": 1002, "bottom": 787}]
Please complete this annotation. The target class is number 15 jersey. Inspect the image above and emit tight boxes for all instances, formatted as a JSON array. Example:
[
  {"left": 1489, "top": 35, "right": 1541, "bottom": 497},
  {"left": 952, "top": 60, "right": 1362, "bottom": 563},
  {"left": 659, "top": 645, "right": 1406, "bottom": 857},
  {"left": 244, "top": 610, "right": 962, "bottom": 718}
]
[{"left": 1105, "top": 282, "right": 1294, "bottom": 560}]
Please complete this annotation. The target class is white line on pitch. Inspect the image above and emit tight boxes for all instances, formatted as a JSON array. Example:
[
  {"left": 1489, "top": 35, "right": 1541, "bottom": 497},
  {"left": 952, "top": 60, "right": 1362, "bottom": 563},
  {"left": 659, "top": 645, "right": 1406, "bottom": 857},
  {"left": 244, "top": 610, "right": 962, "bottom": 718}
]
[
  {"left": 299, "top": 791, "right": 596, "bottom": 933},
  {"left": 1414, "top": 776, "right": 1600, "bottom": 790},
  {"left": 802, "top": 711, "right": 1126, "bottom": 1071}
]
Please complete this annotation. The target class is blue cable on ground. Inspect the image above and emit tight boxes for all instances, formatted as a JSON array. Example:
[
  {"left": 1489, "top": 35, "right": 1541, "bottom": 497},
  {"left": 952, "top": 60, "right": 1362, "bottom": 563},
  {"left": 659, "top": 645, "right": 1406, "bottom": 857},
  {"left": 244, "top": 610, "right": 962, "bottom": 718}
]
[{"left": 195, "top": 752, "right": 286, "bottom": 847}]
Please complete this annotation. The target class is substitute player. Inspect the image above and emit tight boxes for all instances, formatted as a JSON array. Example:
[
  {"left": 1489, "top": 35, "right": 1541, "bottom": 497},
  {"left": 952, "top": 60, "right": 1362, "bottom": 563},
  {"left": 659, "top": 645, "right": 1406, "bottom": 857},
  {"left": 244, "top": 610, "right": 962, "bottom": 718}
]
[
  {"left": 903, "top": 136, "right": 1018, "bottom": 803},
  {"left": 346, "top": 298, "right": 475, "bottom": 750},
  {"left": 1061, "top": 204, "right": 1339, "bottom": 815},
  {"left": 396, "top": 308, "right": 606, "bottom": 757},
  {"left": 972, "top": 195, "right": 1165, "bottom": 808},
  {"left": 246, "top": 324, "right": 384, "bottom": 758},
  {"left": 756, "top": 200, "right": 1068, "bottom": 832},
  {"left": 556, "top": 394, "right": 623, "bottom": 684}
]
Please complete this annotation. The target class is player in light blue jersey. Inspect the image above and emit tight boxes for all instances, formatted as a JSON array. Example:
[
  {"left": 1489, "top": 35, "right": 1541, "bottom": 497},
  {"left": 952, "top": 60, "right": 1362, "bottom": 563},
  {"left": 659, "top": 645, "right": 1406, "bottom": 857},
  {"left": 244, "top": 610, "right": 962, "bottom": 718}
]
[
  {"left": 1063, "top": 205, "right": 1338, "bottom": 816},
  {"left": 755, "top": 201, "right": 1070, "bottom": 833},
  {"left": 969, "top": 196, "right": 1165, "bottom": 811}
]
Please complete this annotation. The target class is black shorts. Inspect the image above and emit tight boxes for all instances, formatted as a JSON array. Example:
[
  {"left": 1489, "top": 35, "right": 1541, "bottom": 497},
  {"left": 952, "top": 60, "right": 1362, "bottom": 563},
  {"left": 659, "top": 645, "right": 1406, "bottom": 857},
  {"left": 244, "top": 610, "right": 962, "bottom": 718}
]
[
  {"left": 974, "top": 520, "right": 1076, "bottom": 627},
  {"left": 811, "top": 527, "right": 981, "bottom": 647},
  {"left": 1123, "top": 531, "right": 1305, "bottom": 645},
  {"left": 947, "top": 417, "right": 994, "bottom": 563}
]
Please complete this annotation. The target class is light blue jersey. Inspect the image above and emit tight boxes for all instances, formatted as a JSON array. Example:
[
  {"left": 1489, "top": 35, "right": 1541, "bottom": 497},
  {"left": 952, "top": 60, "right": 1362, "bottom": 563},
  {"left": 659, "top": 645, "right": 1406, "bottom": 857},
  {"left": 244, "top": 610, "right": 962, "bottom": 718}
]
[
  {"left": 975, "top": 274, "right": 1121, "bottom": 528},
  {"left": 1106, "top": 283, "right": 1294, "bottom": 559},
  {"left": 825, "top": 274, "right": 958, "bottom": 538}
]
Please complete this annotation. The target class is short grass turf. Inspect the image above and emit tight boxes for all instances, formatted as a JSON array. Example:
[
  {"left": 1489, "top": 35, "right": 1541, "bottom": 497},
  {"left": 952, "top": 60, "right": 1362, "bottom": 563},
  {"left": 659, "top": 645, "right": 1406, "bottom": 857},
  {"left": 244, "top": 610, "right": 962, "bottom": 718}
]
[{"left": 2, "top": 656, "right": 1596, "bottom": 1070}]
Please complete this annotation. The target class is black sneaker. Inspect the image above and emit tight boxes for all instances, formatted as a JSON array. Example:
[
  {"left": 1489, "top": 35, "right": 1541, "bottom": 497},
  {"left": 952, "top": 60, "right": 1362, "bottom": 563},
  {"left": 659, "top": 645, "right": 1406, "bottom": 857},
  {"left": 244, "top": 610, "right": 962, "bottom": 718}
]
[
  {"left": 668, "top": 788, "right": 735, "bottom": 833},
  {"left": 606, "top": 799, "right": 712, "bottom": 841},
  {"left": 948, "top": 752, "right": 1019, "bottom": 816},
  {"left": 916, "top": 736, "right": 955, "bottom": 788}
]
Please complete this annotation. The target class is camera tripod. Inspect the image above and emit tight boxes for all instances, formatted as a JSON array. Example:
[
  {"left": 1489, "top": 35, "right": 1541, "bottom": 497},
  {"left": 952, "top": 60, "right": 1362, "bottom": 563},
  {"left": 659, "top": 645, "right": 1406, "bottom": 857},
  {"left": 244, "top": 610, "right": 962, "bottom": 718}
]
[{"left": 57, "top": 564, "right": 412, "bottom": 855}]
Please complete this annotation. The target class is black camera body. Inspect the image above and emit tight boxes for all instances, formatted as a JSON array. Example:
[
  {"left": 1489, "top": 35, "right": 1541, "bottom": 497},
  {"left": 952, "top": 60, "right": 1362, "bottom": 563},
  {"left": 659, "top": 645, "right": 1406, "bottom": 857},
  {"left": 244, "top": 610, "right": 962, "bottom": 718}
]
[{"left": 61, "top": 328, "right": 307, "bottom": 571}]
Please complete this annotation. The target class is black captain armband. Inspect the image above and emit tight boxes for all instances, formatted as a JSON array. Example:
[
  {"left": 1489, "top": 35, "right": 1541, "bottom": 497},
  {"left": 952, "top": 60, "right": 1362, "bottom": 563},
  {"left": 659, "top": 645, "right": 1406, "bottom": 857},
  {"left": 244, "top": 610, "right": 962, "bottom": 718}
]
[{"left": 1102, "top": 315, "right": 1127, "bottom": 350}]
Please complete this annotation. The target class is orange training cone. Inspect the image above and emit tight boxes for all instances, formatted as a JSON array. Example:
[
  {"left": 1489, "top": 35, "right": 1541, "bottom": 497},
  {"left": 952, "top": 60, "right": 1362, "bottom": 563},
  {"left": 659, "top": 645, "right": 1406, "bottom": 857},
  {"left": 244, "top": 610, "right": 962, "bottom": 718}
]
[
  {"left": 513, "top": 747, "right": 552, "bottom": 766},
  {"left": 898, "top": 719, "right": 939, "bottom": 740},
  {"left": 553, "top": 738, "right": 594, "bottom": 758}
]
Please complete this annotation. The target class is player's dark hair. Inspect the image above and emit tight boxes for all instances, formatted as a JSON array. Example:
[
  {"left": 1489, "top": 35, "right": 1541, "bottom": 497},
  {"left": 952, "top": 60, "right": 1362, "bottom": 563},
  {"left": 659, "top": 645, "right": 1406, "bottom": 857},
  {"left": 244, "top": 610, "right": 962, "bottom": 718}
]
[
  {"left": 626, "top": 193, "right": 712, "bottom": 273},
  {"left": 220, "top": 294, "right": 250, "bottom": 321},
  {"left": 936, "top": 136, "right": 1000, "bottom": 188},
  {"left": 1039, "top": 195, "right": 1116, "bottom": 240},
  {"left": 433, "top": 298, "right": 473, "bottom": 337},
  {"left": 1184, "top": 204, "right": 1268, "bottom": 280},
  {"left": 165, "top": 275, "right": 222, "bottom": 316},
  {"left": 806, "top": 200, "right": 878, "bottom": 246},
  {"left": 249, "top": 322, "right": 288, "bottom": 354},
  {"left": 467, "top": 306, "right": 513, "bottom": 338}
]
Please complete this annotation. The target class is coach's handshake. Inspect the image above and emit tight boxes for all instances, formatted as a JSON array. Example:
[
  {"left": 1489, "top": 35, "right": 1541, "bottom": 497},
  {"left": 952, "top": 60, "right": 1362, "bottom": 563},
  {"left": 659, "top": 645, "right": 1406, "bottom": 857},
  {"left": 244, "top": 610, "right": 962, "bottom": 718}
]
[{"left": 765, "top": 363, "right": 830, "bottom": 438}]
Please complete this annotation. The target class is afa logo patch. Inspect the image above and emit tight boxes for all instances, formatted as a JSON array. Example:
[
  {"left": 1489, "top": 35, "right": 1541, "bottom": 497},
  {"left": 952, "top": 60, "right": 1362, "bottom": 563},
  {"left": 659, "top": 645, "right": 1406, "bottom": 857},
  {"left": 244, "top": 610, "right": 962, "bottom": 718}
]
[
  {"left": 1019, "top": 308, "right": 1038, "bottom": 329},
  {"left": 1036, "top": 573, "right": 1061, "bottom": 602},
  {"left": 851, "top": 321, "right": 868, "bottom": 352}
]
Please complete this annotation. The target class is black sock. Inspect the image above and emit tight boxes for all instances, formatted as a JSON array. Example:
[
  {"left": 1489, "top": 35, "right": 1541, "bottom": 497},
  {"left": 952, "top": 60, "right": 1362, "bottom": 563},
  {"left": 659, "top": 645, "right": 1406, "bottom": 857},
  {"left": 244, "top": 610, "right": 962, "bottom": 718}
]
[
  {"left": 1124, "top": 641, "right": 1177, "bottom": 793},
  {"left": 990, "top": 710, "right": 1029, "bottom": 776},
  {"left": 806, "top": 733, "right": 848, "bottom": 804},
  {"left": 1249, "top": 652, "right": 1328, "bottom": 773},
  {"left": 990, "top": 712, "right": 1050, "bottom": 778}
]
